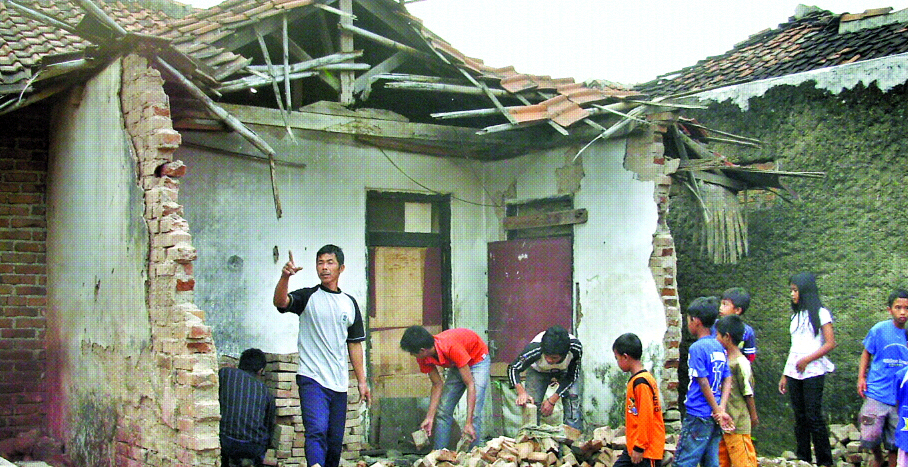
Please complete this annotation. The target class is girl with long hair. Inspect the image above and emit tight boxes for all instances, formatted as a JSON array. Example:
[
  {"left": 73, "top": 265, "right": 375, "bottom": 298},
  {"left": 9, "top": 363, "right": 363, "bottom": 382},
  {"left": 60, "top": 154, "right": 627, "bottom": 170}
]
[{"left": 778, "top": 272, "right": 837, "bottom": 467}]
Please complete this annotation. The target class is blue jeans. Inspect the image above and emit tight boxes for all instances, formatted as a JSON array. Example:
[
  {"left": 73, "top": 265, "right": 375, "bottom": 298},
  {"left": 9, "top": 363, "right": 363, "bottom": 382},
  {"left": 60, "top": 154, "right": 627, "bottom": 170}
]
[
  {"left": 674, "top": 414, "right": 722, "bottom": 467},
  {"left": 297, "top": 375, "right": 347, "bottom": 467},
  {"left": 524, "top": 368, "right": 584, "bottom": 430},
  {"left": 434, "top": 354, "right": 491, "bottom": 450}
]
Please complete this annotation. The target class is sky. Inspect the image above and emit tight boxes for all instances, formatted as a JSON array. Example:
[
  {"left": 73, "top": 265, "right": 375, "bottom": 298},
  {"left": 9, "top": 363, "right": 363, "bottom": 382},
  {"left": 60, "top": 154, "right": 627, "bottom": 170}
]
[{"left": 182, "top": 0, "right": 908, "bottom": 85}]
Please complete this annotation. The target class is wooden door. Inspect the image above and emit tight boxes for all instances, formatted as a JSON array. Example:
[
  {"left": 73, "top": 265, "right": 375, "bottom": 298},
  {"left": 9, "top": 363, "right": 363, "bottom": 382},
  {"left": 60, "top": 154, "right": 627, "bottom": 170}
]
[
  {"left": 369, "top": 246, "right": 443, "bottom": 397},
  {"left": 487, "top": 237, "right": 573, "bottom": 367}
]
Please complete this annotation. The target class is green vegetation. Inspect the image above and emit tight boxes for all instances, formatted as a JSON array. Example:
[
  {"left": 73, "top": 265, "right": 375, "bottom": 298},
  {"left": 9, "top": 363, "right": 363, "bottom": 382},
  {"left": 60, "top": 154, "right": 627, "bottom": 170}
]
[{"left": 667, "top": 81, "right": 908, "bottom": 456}]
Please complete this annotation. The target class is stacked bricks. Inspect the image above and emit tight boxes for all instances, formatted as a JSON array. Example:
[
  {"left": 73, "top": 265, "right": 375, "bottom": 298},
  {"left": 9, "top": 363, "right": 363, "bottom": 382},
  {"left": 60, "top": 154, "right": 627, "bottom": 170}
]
[
  {"left": 117, "top": 53, "right": 220, "bottom": 466},
  {"left": 759, "top": 423, "right": 870, "bottom": 467},
  {"left": 258, "top": 353, "right": 369, "bottom": 467},
  {"left": 626, "top": 114, "right": 683, "bottom": 431},
  {"left": 0, "top": 101, "right": 49, "bottom": 440}
]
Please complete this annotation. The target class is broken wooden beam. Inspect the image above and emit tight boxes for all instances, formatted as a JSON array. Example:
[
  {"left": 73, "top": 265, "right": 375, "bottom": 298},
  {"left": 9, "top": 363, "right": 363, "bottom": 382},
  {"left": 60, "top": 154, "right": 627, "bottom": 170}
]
[
  {"left": 383, "top": 81, "right": 512, "bottom": 97},
  {"left": 503, "top": 209, "right": 588, "bottom": 231},
  {"left": 338, "top": 23, "right": 437, "bottom": 62},
  {"left": 155, "top": 57, "right": 283, "bottom": 219}
]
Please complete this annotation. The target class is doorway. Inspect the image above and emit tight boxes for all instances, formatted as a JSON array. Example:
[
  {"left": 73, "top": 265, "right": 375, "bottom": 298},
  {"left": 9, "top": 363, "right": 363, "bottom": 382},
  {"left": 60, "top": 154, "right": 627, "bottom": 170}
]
[{"left": 366, "top": 191, "right": 451, "bottom": 450}]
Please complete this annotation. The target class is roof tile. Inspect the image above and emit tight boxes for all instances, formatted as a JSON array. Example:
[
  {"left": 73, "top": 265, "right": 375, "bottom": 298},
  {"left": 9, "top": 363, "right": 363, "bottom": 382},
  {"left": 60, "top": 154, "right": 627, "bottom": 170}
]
[{"left": 638, "top": 7, "right": 908, "bottom": 95}]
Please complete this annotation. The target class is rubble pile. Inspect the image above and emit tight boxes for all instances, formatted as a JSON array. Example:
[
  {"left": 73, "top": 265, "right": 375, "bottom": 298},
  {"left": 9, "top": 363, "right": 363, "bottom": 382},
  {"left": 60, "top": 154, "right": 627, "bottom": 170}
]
[
  {"left": 399, "top": 425, "right": 676, "bottom": 467},
  {"left": 759, "top": 423, "right": 870, "bottom": 467}
]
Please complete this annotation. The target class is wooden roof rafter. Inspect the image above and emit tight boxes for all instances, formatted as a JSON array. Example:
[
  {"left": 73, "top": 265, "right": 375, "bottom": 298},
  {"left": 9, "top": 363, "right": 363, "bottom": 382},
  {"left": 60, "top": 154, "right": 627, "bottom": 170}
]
[{"left": 36, "top": 0, "right": 289, "bottom": 219}]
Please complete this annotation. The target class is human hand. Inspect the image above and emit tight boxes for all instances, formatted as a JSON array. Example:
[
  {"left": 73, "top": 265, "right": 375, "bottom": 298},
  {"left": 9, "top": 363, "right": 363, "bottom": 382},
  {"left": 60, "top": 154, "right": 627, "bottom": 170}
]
[
  {"left": 515, "top": 387, "right": 532, "bottom": 406},
  {"left": 420, "top": 417, "right": 434, "bottom": 437},
  {"left": 795, "top": 358, "right": 808, "bottom": 373},
  {"left": 857, "top": 377, "right": 867, "bottom": 398},
  {"left": 778, "top": 375, "right": 787, "bottom": 395},
  {"left": 539, "top": 398, "right": 556, "bottom": 417},
  {"left": 358, "top": 382, "right": 372, "bottom": 406},
  {"left": 713, "top": 411, "right": 735, "bottom": 432},
  {"left": 630, "top": 450, "right": 643, "bottom": 464},
  {"left": 282, "top": 250, "right": 303, "bottom": 277},
  {"left": 751, "top": 414, "right": 759, "bottom": 427},
  {"left": 461, "top": 421, "right": 476, "bottom": 443}
]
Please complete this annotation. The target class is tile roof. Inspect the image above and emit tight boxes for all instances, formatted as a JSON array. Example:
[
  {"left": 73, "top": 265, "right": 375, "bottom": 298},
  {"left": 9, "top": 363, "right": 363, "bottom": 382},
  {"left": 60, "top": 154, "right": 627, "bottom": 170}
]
[
  {"left": 0, "top": 0, "right": 245, "bottom": 86},
  {"left": 636, "top": 6, "right": 908, "bottom": 96},
  {"left": 1, "top": 0, "right": 645, "bottom": 135}
]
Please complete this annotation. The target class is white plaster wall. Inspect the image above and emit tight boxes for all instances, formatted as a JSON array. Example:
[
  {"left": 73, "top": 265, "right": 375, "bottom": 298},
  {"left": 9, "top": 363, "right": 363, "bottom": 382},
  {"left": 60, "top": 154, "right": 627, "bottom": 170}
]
[
  {"left": 177, "top": 133, "right": 489, "bottom": 356},
  {"left": 178, "top": 126, "right": 666, "bottom": 427},
  {"left": 483, "top": 139, "right": 666, "bottom": 426},
  {"left": 45, "top": 60, "right": 150, "bottom": 436}
]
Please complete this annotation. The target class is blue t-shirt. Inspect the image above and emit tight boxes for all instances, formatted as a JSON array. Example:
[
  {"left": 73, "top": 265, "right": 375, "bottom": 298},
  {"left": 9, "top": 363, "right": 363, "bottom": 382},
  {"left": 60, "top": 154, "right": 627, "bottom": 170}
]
[
  {"left": 710, "top": 322, "right": 757, "bottom": 360},
  {"left": 685, "top": 335, "right": 730, "bottom": 418},
  {"left": 893, "top": 365, "right": 908, "bottom": 450},
  {"left": 863, "top": 320, "right": 908, "bottom": 405}
]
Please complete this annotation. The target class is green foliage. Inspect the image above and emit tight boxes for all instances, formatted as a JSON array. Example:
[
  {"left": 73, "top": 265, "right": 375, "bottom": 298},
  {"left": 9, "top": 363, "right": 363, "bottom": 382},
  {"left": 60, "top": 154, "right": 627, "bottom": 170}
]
[{"left": 668, "top": 82, "right": 908, "bottom": 456}]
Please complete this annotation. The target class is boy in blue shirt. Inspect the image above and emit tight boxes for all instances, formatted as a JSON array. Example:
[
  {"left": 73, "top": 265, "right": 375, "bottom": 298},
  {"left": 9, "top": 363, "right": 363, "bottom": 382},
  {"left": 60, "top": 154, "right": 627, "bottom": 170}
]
[
  {"left": 858, "top": 289, "right": 908, "bottom": 467},
  {"left": 717, "top": 287, "right": 757, "bottom": 363},
  {"left": 676, "top": 296, "right": 733, "bottom": 467},
  {"left": 892, "top": 364, "right": 908, "bottom": 467}
]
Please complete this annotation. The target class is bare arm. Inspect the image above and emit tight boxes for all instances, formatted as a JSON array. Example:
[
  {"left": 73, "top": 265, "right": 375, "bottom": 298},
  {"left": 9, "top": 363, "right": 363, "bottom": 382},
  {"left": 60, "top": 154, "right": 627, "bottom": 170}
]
[
  {"left": 348, "top": 341, "right": 371, "bottom": 405},
  {"left": 796, "top": 322, "right": 836, "bottom": 372},
  {"left": 421, "top": 368, "right": 444, "bottom": 435},
  {"left": 745, "top": 395, "right": 758, "bottom": 427},
  {"left": 273, "top": 251, "right": 302, "bottom": 309},
  {"left": 857, "top": 348, "right": 871, "bottom": 398},
  {"left": 457, "top": 364, "right": 478, "bottom": 442}
]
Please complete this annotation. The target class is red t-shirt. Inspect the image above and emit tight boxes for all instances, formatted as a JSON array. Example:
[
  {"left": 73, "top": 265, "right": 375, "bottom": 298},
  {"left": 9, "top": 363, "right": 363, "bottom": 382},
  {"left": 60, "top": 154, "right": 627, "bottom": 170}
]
[{"left": 417, "top": 328, "right": 488, "bottom": 373}]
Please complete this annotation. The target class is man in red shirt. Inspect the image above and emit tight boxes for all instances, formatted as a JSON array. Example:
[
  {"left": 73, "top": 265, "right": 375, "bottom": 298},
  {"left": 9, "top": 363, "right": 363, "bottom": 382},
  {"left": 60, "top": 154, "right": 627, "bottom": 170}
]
[{"left": 401, "top": 326, "right": 490, "bottom": 450}]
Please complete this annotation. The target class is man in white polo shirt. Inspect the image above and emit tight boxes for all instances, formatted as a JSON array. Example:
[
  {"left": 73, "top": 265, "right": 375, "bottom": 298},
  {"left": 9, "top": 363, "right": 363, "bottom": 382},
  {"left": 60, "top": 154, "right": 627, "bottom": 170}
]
[{"left": 273, "top": 245, "right": 370, "bottom": 467}]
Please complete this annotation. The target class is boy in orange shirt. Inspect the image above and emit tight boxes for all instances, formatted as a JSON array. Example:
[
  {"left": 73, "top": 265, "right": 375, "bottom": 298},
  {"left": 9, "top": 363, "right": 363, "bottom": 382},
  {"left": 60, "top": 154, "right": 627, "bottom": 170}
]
[{"left": 613, "top": 333, "right": 666, "bottom": 467}]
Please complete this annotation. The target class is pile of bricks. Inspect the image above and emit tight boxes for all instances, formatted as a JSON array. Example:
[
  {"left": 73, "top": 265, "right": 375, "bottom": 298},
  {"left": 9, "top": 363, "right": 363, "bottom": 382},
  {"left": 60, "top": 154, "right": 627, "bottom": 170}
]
[
  {"left": 407, "top": 425, "right": 676, "bottom": 467},
  {"left": 251, "top": 352, "right": 368, "bottom": 467},
  {"left": 759, "top": 423, "right": 869, "bottom": 467}
]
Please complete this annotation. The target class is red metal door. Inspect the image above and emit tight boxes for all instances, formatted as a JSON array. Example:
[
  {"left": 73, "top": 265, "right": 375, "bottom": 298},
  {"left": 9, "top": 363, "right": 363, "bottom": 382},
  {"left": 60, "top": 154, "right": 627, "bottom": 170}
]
[{"left": 487, "top": 237, "right": 573, "bottom": 365}]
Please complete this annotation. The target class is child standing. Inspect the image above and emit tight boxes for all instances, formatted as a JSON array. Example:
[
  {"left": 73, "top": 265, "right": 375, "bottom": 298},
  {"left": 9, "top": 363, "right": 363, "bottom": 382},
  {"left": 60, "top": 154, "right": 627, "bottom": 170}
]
[
  {"left": 892, "top": 364, "right": 908, "bottom": 467},
  {"left": 717, "top": 287, "right": 757, "bottom": 362},
  {"left": 778, "top": 272, "right": 836, "bottom": 467},
  {"left": 612, "top": 333, "right": 665, "bottom": 467},
  {"left": 857, "top": 289, "right": 908, "bottom": 467},
  {"left": 715, "top": 315, "right": 758, "bottom": 467},
  {"left": 675, "top": 296, "right": 733, "bottom": 467}
]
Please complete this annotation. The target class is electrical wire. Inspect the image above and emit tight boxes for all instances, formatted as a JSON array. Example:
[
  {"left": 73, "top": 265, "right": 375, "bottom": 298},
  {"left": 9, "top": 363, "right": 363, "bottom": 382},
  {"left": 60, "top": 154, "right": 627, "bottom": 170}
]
[{"left": 378, "top": 147, "right": 502, "bottom": 208}]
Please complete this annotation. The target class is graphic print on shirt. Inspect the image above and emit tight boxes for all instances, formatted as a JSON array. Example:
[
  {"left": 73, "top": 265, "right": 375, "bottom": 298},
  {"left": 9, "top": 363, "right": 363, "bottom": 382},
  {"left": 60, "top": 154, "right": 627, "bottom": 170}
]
[{"left": 711, "top": 351, "right": 726, "bottom": 393}]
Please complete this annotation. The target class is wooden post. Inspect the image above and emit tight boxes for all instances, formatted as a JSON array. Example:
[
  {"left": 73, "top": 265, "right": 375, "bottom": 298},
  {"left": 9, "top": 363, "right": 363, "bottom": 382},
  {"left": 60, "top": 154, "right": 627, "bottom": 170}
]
[{"left": 339, "top": 0, "right": 355, "bottom": 105}]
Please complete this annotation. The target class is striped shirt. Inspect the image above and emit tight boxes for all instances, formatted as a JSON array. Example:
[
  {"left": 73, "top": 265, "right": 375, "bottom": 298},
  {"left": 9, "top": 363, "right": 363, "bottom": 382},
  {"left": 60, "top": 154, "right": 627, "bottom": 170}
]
[
  {"left": 507, "top": 331, "right": 583, "bottom": 398},
  {"left": 219, "top": 367, "right": 276, "bottom": 448}
]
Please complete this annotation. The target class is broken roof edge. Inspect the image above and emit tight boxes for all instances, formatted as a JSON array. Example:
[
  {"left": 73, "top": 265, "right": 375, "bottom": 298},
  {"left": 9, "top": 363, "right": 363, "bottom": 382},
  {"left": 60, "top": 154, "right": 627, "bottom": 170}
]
[
  {"left": 208, "top": 101, "right": 628, "bottom": 160},
  {"left": 683, "top": 51, "right": 908, "bottom": 111}
]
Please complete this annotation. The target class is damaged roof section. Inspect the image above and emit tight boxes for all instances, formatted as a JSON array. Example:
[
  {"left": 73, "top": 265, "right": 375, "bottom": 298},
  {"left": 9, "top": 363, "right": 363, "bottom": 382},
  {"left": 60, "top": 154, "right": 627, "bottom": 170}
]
[
  {"left": 0, "top": 0, "right": 672, "bottom": 157},
  {"left": 637, "top": 5, "right": 908, "bottom": 97}
]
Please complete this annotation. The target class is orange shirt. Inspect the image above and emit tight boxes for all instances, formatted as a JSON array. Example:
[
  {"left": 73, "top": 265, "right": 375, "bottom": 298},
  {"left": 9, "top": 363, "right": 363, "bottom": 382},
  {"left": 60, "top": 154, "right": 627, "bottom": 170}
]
[
  {"left": 417, "top": 328, "right": 488, "bottom": 372},
  {"left": 625, "top": 370, "right": 666, "bottom": 460}
]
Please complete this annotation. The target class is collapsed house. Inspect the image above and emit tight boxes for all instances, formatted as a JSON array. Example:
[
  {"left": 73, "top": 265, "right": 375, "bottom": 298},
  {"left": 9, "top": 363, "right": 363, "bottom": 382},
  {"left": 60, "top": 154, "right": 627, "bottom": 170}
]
[{"left": 0, "top": 0, "right": 812, "bottom": 465}]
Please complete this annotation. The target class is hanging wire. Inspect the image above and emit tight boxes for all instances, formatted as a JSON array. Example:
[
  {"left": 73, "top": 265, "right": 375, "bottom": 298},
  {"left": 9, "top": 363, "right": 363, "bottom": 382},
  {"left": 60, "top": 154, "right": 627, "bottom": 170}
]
[{"left": 378, "top": 147, "right": 502, "bottom": 208}]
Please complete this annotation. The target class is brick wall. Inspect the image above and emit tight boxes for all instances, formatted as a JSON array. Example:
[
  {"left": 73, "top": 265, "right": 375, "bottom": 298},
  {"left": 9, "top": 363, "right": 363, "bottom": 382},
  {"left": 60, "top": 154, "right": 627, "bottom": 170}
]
[
  {"left": 116, "top": 53, "right": 220, "bottom": 466},
  {"left": 0, "top": 102, "right": 49, "bottom": 440},
  {"left": 626, "top": 114, "right": 682, "bottom": 432}
]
